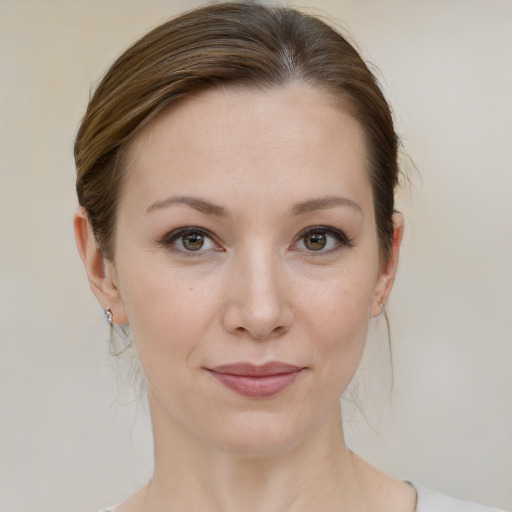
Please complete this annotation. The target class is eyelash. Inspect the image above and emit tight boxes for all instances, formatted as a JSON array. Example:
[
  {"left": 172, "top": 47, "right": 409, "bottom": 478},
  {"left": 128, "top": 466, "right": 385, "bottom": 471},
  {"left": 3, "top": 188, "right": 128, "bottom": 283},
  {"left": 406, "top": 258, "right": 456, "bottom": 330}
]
[
  {"left": 293, "top": 226, "right": 354, "bottom": 254},
  {"left": 159, "top": 225, "right": 354, "bottom": 256},
  {"left": 159, "top": 227, "right": 222, "bottom": 257}
]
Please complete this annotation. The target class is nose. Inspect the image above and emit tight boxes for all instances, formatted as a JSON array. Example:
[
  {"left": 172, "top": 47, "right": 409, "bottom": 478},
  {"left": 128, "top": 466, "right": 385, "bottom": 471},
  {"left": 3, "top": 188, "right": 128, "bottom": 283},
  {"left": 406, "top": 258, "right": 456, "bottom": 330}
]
[{"left": 221, "top": 248, "right": 293, "bottom": 340}]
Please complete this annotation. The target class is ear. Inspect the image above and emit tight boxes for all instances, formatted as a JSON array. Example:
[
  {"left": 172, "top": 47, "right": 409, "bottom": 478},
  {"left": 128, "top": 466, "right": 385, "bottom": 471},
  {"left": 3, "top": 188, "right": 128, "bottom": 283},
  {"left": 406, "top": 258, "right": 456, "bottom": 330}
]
[
  {"left": 74, "top": 206, "right": 128, "bottom": 324},
  {"left": 370, "top": 212, "right": 404, "bottom": 318}
]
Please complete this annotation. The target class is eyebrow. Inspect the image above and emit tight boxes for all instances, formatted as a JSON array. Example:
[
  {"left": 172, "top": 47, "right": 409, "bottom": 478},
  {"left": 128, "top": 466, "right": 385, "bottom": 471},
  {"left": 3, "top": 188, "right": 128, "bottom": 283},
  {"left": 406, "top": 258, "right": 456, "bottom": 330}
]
[
  {"left": 146, "top": 196, "right": 227, "bottom": 217},
  {"left": 146, "top": 194, "right": 362, "bottom": 218},
  {"left": 290, "top": 196, "right": 363, "bottom": 216}
]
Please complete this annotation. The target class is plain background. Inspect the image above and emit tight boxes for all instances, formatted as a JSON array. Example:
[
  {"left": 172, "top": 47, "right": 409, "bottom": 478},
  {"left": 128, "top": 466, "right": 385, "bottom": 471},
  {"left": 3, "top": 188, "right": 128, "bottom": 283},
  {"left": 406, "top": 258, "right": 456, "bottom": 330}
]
[{"left": 0, "top": 0, "right": 511, "bottom": 511}]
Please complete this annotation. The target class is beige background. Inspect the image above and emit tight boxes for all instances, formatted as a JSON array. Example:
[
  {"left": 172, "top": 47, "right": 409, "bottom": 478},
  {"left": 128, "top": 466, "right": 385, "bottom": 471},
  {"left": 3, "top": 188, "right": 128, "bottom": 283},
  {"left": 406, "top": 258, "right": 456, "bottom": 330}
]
[{"left": 1, "top": 1, "right": 511, "bottom": 511}]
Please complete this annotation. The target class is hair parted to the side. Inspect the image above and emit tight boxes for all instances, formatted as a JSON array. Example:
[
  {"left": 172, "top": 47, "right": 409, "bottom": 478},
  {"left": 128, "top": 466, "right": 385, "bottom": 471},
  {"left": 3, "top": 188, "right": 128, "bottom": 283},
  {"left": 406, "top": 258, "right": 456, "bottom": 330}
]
[{"left": 75, "top": 1, "right": 399, "bottom": 261}]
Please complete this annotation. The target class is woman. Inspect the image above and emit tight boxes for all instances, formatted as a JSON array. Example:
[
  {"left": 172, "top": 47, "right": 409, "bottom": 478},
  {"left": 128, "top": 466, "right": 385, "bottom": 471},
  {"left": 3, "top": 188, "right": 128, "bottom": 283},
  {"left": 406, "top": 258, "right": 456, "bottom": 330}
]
[{"left": 73, "top": 2, "right": 506, "bottom": 511}]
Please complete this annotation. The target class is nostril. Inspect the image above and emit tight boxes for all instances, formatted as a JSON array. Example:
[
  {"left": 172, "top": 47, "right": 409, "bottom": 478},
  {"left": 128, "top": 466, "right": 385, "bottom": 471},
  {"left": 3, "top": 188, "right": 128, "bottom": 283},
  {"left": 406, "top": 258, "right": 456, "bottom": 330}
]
[
  {"left": 233, "top": 323, "right": 288, "bottom": 340},
  {"left": 272, "top": 325, "right": 288, "bottom": 336}
]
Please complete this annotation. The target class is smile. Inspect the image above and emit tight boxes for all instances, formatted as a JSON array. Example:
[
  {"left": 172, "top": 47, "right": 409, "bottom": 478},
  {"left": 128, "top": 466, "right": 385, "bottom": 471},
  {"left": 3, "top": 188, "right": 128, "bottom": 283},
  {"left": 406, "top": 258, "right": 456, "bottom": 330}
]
[{"left": 207, "top": 362, "right": 306, "bottom": 399}]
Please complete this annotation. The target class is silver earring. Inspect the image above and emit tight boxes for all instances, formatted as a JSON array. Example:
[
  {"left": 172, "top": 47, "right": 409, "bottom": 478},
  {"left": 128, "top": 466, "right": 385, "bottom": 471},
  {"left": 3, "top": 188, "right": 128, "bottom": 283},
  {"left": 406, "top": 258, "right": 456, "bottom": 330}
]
[
  {"left": 103, "top": 307, "right": 113, "bottom": 325},
  {"left": 379, "top": 303, "right": 385, "bottom": 316}
]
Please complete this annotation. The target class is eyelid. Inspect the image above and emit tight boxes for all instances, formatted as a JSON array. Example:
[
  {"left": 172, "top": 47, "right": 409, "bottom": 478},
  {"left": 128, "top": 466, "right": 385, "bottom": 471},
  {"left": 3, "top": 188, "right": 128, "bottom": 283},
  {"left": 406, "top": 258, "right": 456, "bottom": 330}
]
[
  {"left": 293, "top": 225, "right": 354, "bottom": 252},
  {"left": 159, "top": 226, "right": 223, "bottom": 255},
  {"left": 158, "top": 225, "right": 352, "bottom": 255}
]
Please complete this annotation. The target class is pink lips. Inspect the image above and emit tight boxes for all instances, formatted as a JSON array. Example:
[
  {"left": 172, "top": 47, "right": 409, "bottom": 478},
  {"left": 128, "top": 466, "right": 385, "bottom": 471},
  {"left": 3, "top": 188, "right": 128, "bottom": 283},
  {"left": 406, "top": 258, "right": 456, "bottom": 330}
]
[{"left": 208, "top": 362, "right": 305, "bottom": 399}]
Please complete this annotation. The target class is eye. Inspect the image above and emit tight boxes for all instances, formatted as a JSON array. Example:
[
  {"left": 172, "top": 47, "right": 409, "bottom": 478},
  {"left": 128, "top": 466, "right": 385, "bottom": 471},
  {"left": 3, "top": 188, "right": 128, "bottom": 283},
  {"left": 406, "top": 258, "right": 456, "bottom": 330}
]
[
  {"left": 303, "top": 232, "right": 329, "bottom": 251},
  {"left": 294, "top": 226, "right": 353, "bottom": 253},
  {"left": 160, "top": 227, "right": 221, "bottom": 254}
]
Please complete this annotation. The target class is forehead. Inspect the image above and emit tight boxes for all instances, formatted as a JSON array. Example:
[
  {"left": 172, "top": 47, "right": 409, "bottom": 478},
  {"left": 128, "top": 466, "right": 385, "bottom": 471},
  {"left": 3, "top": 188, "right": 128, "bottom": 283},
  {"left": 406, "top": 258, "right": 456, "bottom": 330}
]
[{"left": 122, "top": 83, "right": 372, "bottom": 212}]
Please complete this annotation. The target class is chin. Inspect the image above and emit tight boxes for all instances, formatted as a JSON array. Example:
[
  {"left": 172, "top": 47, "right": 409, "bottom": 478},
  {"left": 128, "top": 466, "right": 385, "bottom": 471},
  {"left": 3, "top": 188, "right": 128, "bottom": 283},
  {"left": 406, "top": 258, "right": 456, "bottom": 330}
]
[{"left": 203, "top": 408, "right": 329, "bottom": 458}]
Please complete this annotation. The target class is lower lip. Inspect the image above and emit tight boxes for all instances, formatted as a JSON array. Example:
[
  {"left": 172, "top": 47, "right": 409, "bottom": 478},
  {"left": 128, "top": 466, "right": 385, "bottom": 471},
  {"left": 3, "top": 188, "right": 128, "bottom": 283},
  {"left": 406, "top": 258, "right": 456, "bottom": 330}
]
[{"left": 209, "top": 370, "right": 303, "bottom": 399}]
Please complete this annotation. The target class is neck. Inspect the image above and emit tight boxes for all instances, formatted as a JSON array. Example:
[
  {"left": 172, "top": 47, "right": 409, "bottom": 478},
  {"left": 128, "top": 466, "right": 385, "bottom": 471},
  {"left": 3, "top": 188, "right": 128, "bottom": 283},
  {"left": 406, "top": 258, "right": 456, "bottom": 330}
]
[{"left": 137, "top": 391, "right": 368, "bottom": 512}]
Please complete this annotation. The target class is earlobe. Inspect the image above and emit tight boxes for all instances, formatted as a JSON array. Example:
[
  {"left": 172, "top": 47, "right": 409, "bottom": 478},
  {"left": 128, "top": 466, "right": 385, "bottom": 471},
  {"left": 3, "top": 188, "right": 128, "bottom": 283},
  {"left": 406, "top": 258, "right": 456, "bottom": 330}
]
[
  {"left": 371, "top": 212, "right": 404, "bottom": 318},
  {"left": 73, "top": 207, "right": 128, "bottom": 324}
]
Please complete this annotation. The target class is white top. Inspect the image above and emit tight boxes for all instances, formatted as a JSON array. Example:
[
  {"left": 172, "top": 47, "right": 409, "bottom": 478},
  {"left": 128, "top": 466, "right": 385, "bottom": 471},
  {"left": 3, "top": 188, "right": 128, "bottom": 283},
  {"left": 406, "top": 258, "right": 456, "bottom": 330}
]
[
  {"left": 411, "top": 483, "right": 507, "bottom": 512},
  {"left": 98, "top": 483, "right": 509, "bottom": 512}
]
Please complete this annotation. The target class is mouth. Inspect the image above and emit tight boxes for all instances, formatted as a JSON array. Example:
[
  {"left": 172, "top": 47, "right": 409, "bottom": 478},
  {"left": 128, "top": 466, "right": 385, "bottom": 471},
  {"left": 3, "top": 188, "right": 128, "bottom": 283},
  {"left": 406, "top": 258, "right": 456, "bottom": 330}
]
[{"left": 206, "top": 362, "right": 306, "bottom": 399}]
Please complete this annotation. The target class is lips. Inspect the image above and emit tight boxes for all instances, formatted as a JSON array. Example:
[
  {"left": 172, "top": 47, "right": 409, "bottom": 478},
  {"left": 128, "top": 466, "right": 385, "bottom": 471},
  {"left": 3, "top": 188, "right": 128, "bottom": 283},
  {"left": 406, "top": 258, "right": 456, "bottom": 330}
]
[{"left": 207, "top": 362, "right": 305, "bottom": 399}]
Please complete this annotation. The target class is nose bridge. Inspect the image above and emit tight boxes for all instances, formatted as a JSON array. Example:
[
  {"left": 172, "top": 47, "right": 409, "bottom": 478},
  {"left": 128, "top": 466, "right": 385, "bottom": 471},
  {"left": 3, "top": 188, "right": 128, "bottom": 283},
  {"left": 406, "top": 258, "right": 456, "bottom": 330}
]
[{"left": 223, "top": 241, "right": 292, "bottom": 339}]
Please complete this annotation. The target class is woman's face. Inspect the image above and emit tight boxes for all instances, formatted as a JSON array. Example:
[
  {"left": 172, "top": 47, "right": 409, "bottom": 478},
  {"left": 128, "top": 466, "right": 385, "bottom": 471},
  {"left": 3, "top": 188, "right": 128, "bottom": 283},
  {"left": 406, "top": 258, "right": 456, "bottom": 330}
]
[{"left": 101, "top": 84, "right": 399, "bottom": 455}]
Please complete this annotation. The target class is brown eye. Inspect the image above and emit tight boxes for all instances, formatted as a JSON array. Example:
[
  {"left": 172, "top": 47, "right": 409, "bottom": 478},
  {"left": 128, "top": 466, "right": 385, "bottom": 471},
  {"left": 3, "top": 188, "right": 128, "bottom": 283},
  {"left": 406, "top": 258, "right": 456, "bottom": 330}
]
[
  {"left": 161, "top": 227, "right": 221, "bottom": 255},
  {"left": 294, "top": 226, "right": 353, "bottom": 254},
  {"left": 304, "top": 232, "right": 327, "bottom": 251},
  {"left": 181, "top": 233, "right": 205, "bottom": 251}
]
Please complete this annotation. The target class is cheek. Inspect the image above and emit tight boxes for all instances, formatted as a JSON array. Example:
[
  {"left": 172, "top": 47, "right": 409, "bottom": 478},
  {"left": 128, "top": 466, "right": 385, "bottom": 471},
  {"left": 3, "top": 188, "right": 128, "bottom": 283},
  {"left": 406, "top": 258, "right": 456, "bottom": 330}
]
[
  {"left": 116, "top": 261, "right": 220, "bottom": 383},
  {"left": 304, "top": 271, "right": 376, "bottom": 388}
]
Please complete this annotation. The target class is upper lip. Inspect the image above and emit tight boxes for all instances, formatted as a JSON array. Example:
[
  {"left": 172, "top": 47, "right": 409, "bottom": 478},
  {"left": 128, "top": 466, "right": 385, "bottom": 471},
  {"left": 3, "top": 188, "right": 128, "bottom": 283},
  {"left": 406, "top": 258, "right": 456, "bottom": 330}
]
[{"left": 208, "top": 362, "right": 304, "bottom": 376}]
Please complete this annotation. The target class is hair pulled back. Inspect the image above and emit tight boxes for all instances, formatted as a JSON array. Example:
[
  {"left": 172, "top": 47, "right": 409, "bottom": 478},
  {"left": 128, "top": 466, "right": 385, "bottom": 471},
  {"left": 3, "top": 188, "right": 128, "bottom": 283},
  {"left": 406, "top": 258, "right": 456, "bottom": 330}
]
[{"left": 75, "top": 1, "right": 399, "bottom": 261}]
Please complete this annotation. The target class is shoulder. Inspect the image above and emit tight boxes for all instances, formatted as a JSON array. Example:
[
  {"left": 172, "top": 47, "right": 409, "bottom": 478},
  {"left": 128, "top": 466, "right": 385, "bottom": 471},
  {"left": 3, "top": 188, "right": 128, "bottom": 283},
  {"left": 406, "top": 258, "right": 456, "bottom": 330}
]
[{"left": 411, "top": 483, "right": 509, "bottom": 512}]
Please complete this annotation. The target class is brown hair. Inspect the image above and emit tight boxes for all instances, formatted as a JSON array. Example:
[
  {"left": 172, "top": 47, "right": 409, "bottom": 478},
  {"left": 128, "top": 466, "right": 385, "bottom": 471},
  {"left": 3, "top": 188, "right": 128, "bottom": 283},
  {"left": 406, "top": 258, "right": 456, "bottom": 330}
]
[{"left": 75, "top": 1, "right": 399, "bottom": 261}]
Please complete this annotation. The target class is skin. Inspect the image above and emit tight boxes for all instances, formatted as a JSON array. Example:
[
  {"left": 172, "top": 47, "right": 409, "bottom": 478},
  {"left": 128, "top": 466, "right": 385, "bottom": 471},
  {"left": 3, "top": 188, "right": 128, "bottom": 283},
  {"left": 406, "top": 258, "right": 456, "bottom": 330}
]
[{"left": 75, "top": 83, "right": 414, "bottom": 511}]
